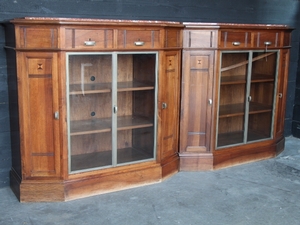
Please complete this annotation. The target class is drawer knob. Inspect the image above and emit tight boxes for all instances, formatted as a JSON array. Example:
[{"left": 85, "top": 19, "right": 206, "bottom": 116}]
[
  {"left": 84, "top": 39, "right": 96, "bottom": 46},
  {"left": 232, "top": 42, "right": 241, "bottom": 46},
  {"left": 264, "top": 41, "right": 272, "bottom": 46},
  {"left": 134, "top": 41, "right": 145, "bottom": 46}
]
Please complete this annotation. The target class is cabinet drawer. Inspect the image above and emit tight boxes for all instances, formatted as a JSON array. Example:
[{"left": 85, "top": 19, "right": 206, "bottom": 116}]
[
  {"left": 220, "top": 31, "right": 251, "bottom": 48},
  {"left": 183, "top": 30, "right": 217, "bottom": 48},
  {"left": 254, "top": 31, "right": 280, "bottom": 48},
  {"left": 65, "top": 28, "right": 113, "bottom": 49},
  {"left": 18, "top": 26, "right": 58, "bottom": 49},
  {"left": 117, "top": 29, "right": 160, "bottom": 49}
]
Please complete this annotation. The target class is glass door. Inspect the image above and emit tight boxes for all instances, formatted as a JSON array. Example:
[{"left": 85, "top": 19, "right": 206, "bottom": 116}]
[
  {"left": 217, "top": 51, "right": 278, "bottom": 149},
  {"left": 67, "top": 53, "right": 113, "bottom": 172},
  {"left": 247, "top": 51, "right": 278, "bottom": 142},
  {"left": 116, "top": 53, "right": 157, "bottom": 165},
  {"left": 217, "top": 52, "right": 249, "bottom": 147},
  {"left": 67, "top": 52, "right": 157, "bottom": 173}
]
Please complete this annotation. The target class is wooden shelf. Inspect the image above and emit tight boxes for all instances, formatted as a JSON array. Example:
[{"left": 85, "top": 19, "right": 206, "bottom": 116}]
[
  {"left": 251, "top": 74, "right": 274, "bottom": 83},
  {"left": 249, "top": 102, "right": 272, "bottom": 114},
  {"left": 217, "top": 131, "right": 244, "bottom": 147},
  {"left": 221, "top": 75, "right": 246, "bottom": 85},
  {"left": 219, "top": 102, "right": 272, "bottom": 118},
  {"left": 217, "top": 130, "right": 271, "bottom": 147},
  {"left": 117, "top": 81, "right": 155, "bottom": 92},
  {"left": 219, "top": 103, "right": 245, "bottom": 117},
  {"left": 69, "top": 81, "right": 154, "bottom": 95},
  {"left": 69, "top": 83, "right": 111, "bottom": 95},
  {"left": 70, "top": 115, "right": 153, "bottom": 136},
  {"left": 71, "top": 147, "right": 153, "bottom": 171}
]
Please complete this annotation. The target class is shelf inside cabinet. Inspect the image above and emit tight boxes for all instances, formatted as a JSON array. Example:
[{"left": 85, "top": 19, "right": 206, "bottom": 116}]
[
  {"left": 69, "top": 83, "right": 111, "bottom": 95},
  {"left": 251, "top": 74, "right": 275, "bottom": 83},
  {"left": 71, "top": 147, "right": 154, "bottom": 171},
  {"left": 249, "top": 102, "right": 272, "bottom": 114},
  {"left": 218, "top": 102, "right": 272, "bottom": 118},
  {"left": 247, "top": 130, "right": 271, "bottom": 142},
  {"left": 219, "top": 104, "right": 245, "bottom": 118},
  {"left": 69, "top": 81, "right": 154, "bottom": 95},
  {"left": 217, "top": 128, "right": 272, "bottom": 147},
  {"left": 70, "top": 115, "right": 153, "bottom": 136},
  {"left": 117, "top": 81, "right": 155, "bottom": 92},
  {"left": 221, "top": 75, "right": 246, "bottom": 85},
  {"left": 217, "top": 131, "right": 244, "bottom": 147}
]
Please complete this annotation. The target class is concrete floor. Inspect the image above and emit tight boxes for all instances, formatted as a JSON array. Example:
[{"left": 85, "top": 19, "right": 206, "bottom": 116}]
[{"left": 0, "top": 136, "right": 300, "bottom": 225}]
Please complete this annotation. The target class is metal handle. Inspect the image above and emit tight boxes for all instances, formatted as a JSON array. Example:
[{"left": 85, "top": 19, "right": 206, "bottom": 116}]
[
  {"left": 232, "top": 42, "right": 241, "bottom": 46},
  {"left": 278, "top": 93, "right": 283, "bottom": 98},
  {"left": 84, "top": 39, "right": 96, "bottom": 46},
  {"left": 113, "top": 106, "right": 118, "bottom": 114},
  {"left": 162, "top": 102, "right": 167, "bottom": 109},
  {"left": 134, "top": 41, "right": 145, "bottom": 46},
  {"left": 264, "top": 41, "right": 272, "bottom": 46},
  {"left": 208, "top": 99, "right": 213, "bottom": 105},
  {"left": 54, "top": 111, "right": 59, "bottom": 120},
  {"left": 248, "top": 96, "right": 252, "bottom": 102}
]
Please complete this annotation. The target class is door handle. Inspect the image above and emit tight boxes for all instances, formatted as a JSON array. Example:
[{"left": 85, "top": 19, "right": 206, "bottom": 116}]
[
  {"left": 162, "top": 102, "right": 167, "bottom": 109},
  {"left": 54, "top": 111, "right": 59, "bottom": 120}
]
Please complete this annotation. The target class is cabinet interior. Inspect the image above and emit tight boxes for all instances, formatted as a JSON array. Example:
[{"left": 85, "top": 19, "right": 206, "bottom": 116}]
[
  {"left": 67, "top": 53, "right": 157, "bottom": 172},
  {"left": 217, "top": 51, "right": 278, "bottom": 148}
]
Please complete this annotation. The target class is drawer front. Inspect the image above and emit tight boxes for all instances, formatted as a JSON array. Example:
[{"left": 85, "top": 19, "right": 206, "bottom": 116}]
[
  {"left": 117, "top": 29, "right": 160, "bottom": 49},
  {"left": 220, "top": 31, "right": 251, "bottom": 48},
  {"left": 65, "top": 28, "right": 113, "bottom": 49},
  {"left": 18, "top": 26, "right": 58, "bottom": 49},
  {"left": 165, "top": 29, "right": 182, "bottom": 48},
  {"left": 254, "top": 31, "right": 280, "bottom": 48},
  {"left": 183, "top": 30, "right": 217, "bottom": 48}
]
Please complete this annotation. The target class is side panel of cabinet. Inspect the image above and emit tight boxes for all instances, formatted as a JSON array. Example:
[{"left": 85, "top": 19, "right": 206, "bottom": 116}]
[
  {"left": 17, "top": 52, "right": 61, "bottom": 179},
  {"left": 158, "top": 50, "right": 181, "bottom": 177},
  {"left": 274, "top": 49, "right": 290, "bottom": 142},
  {"left": 179, "top": 50, "right": 214, "bottom": 171}
]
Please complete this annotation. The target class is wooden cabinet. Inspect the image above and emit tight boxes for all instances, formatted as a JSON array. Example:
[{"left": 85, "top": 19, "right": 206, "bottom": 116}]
[
  {"left": 5, "top": 17, "right": 182, "bottom": 202},
  {"left": 5, "top": 18, "right": 292, "bottom": 201},
  {"left": 180, "top": 23, "right": 292, "bottom": 171}
]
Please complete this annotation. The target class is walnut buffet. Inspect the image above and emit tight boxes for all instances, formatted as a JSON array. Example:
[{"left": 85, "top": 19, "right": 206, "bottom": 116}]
[{"left": 4, "top": 18, "right": 292, "bottom": 202}]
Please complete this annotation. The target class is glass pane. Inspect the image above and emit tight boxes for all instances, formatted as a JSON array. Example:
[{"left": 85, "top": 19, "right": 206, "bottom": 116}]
[
  {"left": 116, "top": 53, "right": 156, "bottom": 164},
  {"left": 68, "top": 54, "right": 113, "bottom": 172},
  {"left": 247, "top": 51, "right": 277, "bottom": 142},
  {"left": 217, "top": 52, "right": 249, "bottom": 148}
]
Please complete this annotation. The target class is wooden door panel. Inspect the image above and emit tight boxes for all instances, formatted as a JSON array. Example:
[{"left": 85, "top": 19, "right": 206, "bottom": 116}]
[
  {"left": 275, "top": 49, "right": 289, "bottom": 139},
  {"left": 180, "top": 51, "right": 214, "bottom": 153},
  {"left": 159, "top": 51, "right": 180, "bottom": 160},
  {"left": 19, "top": 52, "right": 60, "bottom": 178}
]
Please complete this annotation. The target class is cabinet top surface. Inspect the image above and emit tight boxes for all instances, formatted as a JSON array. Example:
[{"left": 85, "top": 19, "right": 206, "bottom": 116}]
[
  {"left": 10, "top": 17, "right": 183, "bottom": 27},
  {"left": 183, "top": 22, "right": 293, "bottom": 30}
]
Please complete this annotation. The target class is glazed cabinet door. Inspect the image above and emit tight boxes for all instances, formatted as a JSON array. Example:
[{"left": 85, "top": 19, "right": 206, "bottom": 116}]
[
  {"left": 180, "top": 50, "right": 214, "bottom": 153},
  {"left": 217, "top": 50, "right": 279, "bottom": 148},
  {"left": 67, "top": 52, "right": 157, "bottom": 173},
  {"left": 17, "top": 52, "right": 61, "bottom": 178}
]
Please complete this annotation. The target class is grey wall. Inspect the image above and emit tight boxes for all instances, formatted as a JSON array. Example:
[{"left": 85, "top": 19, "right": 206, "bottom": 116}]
[{"left": 0, "top": 0, "right": 299, "bottom": 188}]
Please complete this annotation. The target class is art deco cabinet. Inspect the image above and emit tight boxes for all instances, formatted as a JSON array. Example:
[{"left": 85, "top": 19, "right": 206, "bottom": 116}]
[
  {"left": 5, "top": 18, "right": 292, "bottom": 202},
  {"left": 179, "top": 23, "right": 292, "bottom": 170},
  {"left": 4, "top": 17, "right": 183, "bottom": 202}
]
